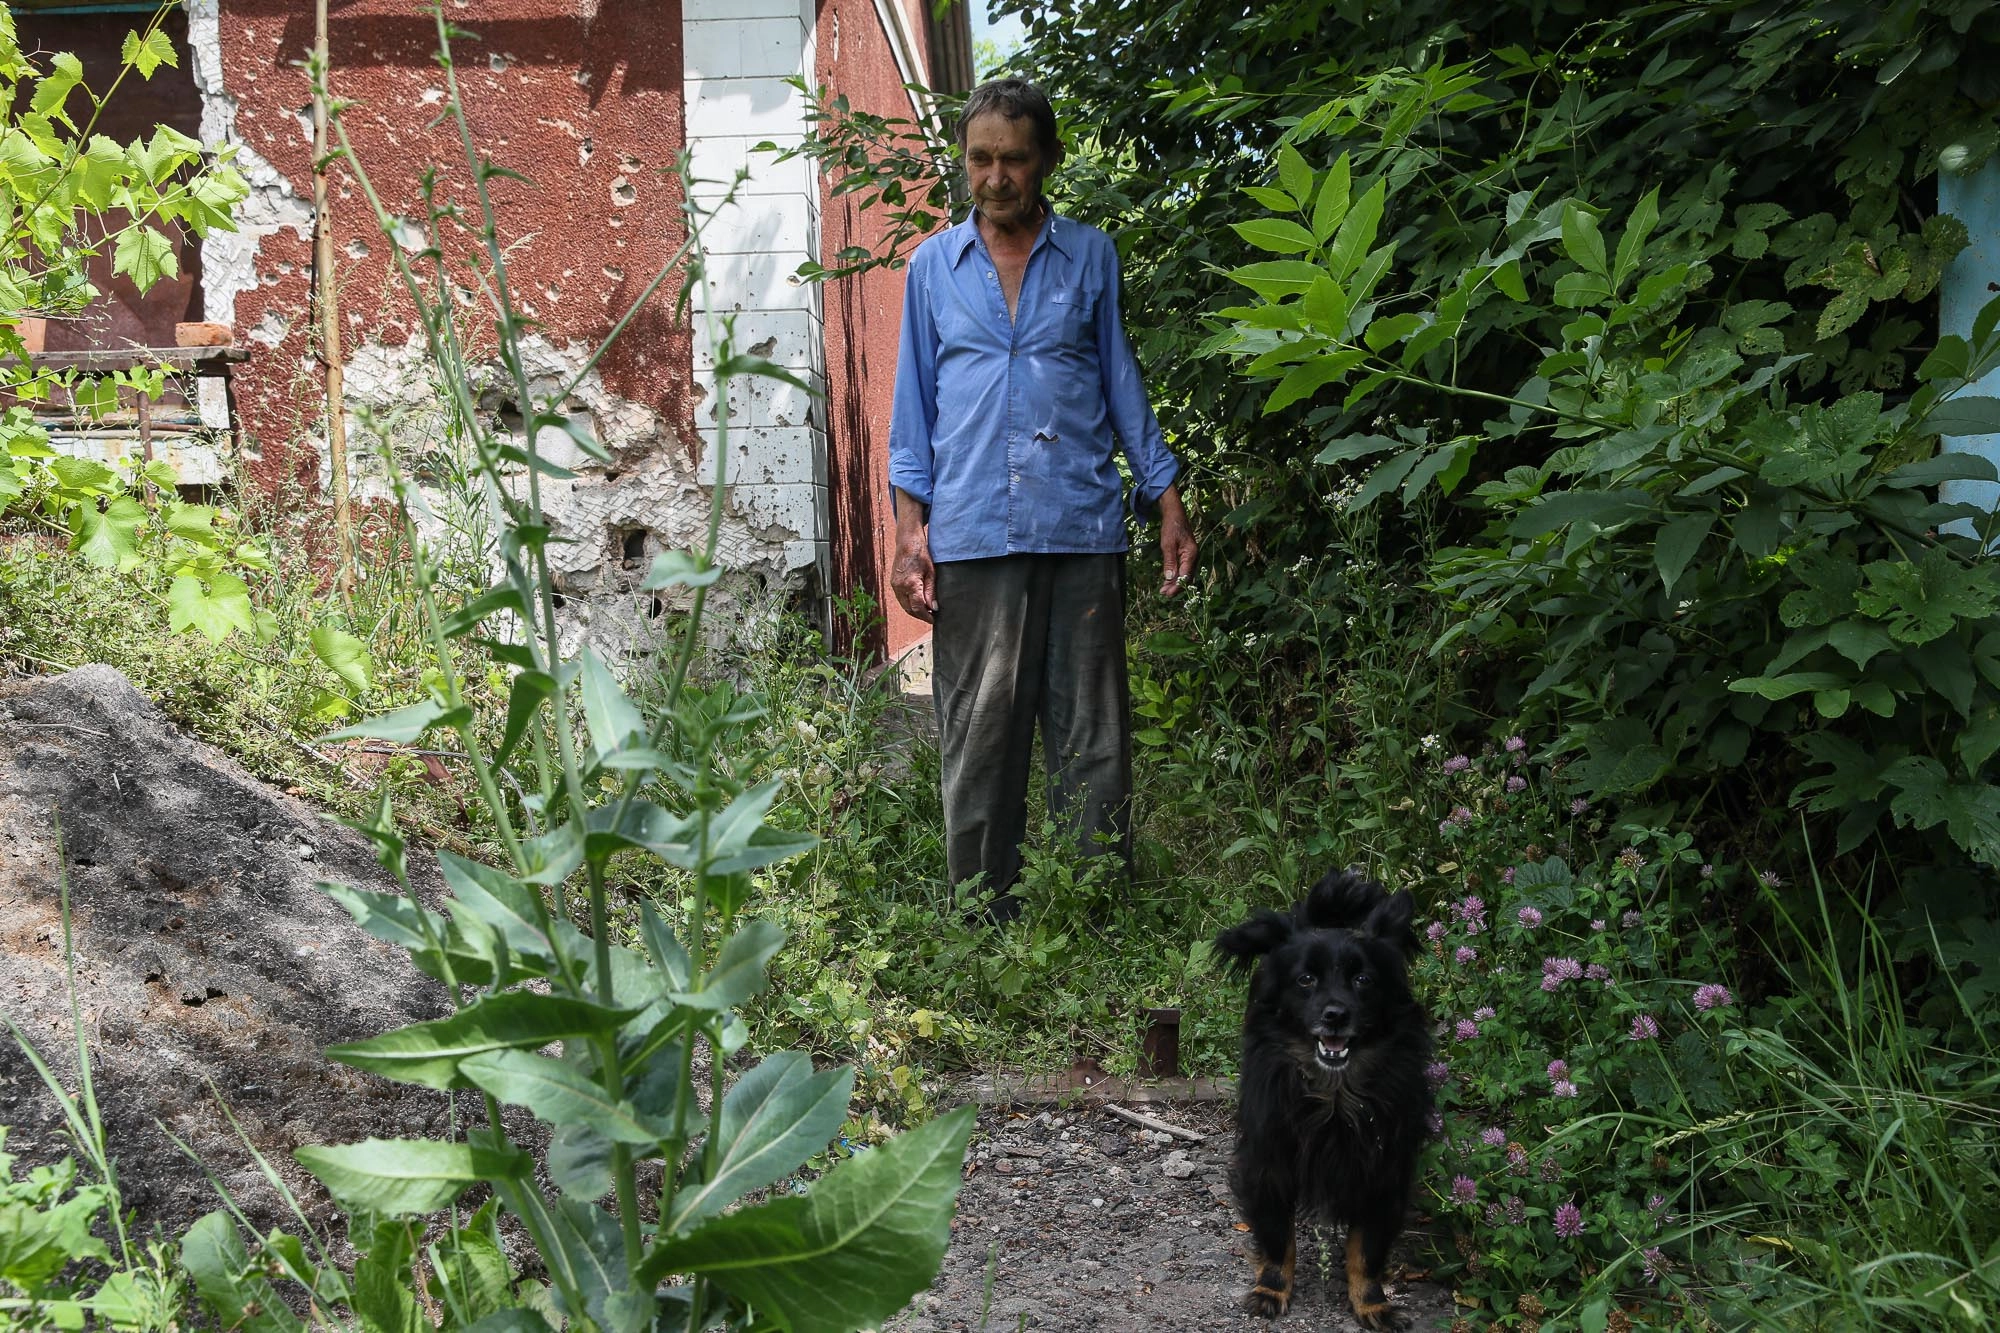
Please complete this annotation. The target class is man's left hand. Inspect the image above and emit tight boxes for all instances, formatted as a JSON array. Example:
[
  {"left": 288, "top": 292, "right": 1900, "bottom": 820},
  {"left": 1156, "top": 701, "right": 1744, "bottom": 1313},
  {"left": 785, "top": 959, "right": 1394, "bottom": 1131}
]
[{"left": 1156, "top": 484, "right": 1197, "bottom": 597}]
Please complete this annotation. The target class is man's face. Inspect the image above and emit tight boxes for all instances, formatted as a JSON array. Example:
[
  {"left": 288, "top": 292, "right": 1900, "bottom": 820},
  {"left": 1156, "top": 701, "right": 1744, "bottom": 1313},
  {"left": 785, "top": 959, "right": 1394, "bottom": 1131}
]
[{"left": 963, "top": 111, "right": 1048, "bottom": 232}]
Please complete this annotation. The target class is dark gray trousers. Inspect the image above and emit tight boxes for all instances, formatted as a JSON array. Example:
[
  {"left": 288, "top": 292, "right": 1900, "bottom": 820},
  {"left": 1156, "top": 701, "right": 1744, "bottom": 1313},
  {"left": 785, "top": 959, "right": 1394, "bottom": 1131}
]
[{"left": 932, "top": 553, "right": 1132, "bottom": 911}]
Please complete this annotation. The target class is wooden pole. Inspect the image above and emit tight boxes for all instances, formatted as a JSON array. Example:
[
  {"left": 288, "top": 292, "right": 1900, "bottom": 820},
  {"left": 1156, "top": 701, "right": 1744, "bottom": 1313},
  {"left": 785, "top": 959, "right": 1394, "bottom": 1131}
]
[{"left": 312, "top": 0, "right": 352, "bottom": 599}]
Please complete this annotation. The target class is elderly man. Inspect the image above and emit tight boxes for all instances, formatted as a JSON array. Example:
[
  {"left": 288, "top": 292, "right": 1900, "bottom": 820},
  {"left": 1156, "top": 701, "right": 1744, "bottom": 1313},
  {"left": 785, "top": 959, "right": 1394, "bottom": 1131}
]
[{"left": 888, "top": 77, "right": 1196, "bottom": 922}]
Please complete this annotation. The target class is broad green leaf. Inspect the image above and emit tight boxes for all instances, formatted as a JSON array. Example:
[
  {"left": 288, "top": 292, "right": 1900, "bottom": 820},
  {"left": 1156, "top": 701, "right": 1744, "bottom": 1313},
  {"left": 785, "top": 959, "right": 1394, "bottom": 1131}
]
[
  {"left": 1727, "top": 672, "right": 1850, "bottom": 701},
  {"left": 1612, "top": 188, "right": 1661, "bottom": 289},
  {"left": 1326, "top": 179, "right": 1386, "bottom": 281},
  {"left": 1491, "top": 258, "right": 1528, "bottom": 302},
  {"left": 1654, "top": 512, "right": 1714, "bottom": 597},
  {"left": 674, "top": 919, "right": 784, "bottom": 1011},
  {"left": 310, "top": 624, "right": 373, "bottom": 694},
  {"left": 1225, "top": 260, "right": 1325, "bottom": 300},
  {"left": 1313, "top": 433, "right": 1400, "bottom": 466},
  {"left": 458, "top": 1050, "right": 670, "bottom": 1144},
  {"left": 1561, "top": 201, "right": 1608, "bottom": 276},
  {"left": 167, "top": 571, "right": 255, "bottom": 643},
  {"left": 1239, "top": 185, "right": 1296, "bottom": 212},
  {"left": 71, "top": 496, "right": 146, "bottom": 570},
  {"left": 1274, "top": 142, "right": 1312, "bottom": 208},
  {"left": 1348, "top": 450, "right": 1421, "bottom": 512},
  {"left": 666, "top": 1052, "right": 856, "bottom": 1233},
  {"left": 30, "top": 52, "right": 82, "bottom": 124},
  {"left": 121, "top": 26, "right": 177, "bottom": 78},
  {"left": 48, "top": 454, "right": 116, "bottom": 492},
  {"left": 324, "top": 698, "right": 472, "bottom": 744},
  {"left": 296, "top": 1138, "right": 527, "bottom": 1216},
  {"left": 438, "top": 851, "right": 559, "bottom": 965},
  {"left": 1507, "top": 488, "right": 1649, "bottom": 538},
  {"left": 578, "top": 647, "right": 645, "bottom": 763},
  {"left": 641, "top": 550, "right": 721, "bottom": 590},
  {"left": 111, "top": 225, "right": 178, "bottom": 292},
  {"left": 496, "top": 669, "right": 554, "bottom": 769},
  {"left": 1884, "top": 757, "right": 2000, "bottom": 864},
  {"left": 642, "top": 1105, "right": 975, "bottom": 1333},
  {"left": 1310, "top": 154, "right": 1351, "bottom": 243},
  {"left": 1827, "top": 621, "right": 1894, "bottom": 668},
  {"left": 1923, "top": 395, "right": 2000, "bottom": 437},
  {"left": 329, "top": 992, "right": 637, "bottom": 1089},
  {"left": 707, "top": 779, "right": 817, "bottom": 874},
  {"left": 441, "top": 585, "right": 529, "bottom": 637},
  {"left": 180, "top": 1212, "right": 303, "bottom": 1333},
  {"left": 1262, "top": 349, "right": 1363, "bottom": 414},
  {"left": 1230, "top": 217, "right": 1317, "bottom": 255},
  {"left": 1300, "top": 274, "right": 1350, "bottom": 335},
  {"left": 547, "top": 1123, "right": 616, "bottom": 1201}
]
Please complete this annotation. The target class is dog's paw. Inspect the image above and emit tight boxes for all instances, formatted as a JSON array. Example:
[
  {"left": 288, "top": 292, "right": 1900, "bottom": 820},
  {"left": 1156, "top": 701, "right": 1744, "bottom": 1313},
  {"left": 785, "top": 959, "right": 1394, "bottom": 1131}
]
[
  {"left": 1243, "top": 1285, "right": 1291, "bottom": 1318},
  {"left": 1350, "top": 1297, "right": 1407, "bottom": 1331}
]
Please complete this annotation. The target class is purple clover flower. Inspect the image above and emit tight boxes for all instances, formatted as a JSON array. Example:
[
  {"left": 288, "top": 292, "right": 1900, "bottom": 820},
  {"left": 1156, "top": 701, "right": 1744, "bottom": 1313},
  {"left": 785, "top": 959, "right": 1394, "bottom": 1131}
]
[
  {"left": 1455, "top": 1018, "right": 1479, "bottom": 1041},
  {"left": 1505, "top": 735, "right": 1526, "bottom": 754},
  {"left": 1517, "top": 906, "right": 1543, "bottom": 929},
  {"left": 1547, "top": 1059, "right": 1569, "bottom": 1081},
  {"left": 1426, "top": 921, "right": 1447, "bottom": 943},
  {"left": 1480, "top": 1126, "right": 1506, "bottom": 1147},
  {"left": 1425, "top": 1110, "right": 1444, "bottom": 1136},
  {"left": 1590, "top": 918, "right": 1606, "bottom": 932},
  {"left": 1501, "top": 865, "right": 1516, "bottom": 884},
  {"left": 1424, "top": 1060, "right": 1451, "bottom": 1088},
  {"left": 1452, "top": 895, "right": 1487, "bottom": 934},
  {"left": 1485, "top": 1202, "right": 1505, "bottom": 1227},
  {"left": 1760, "top": 869, "right": 1783, "bottom": 888},
  {"left": 1473, "top": 1005, "right": 1495, "bottom": 1022},
  {"left": 1505, "top": 775, "right": 1527, "bottom": 794},
  {"left": 1694, "top": 983, "right": 1733, "bottom": 1012},
  {"left": 1699, "top": 863, "right": 1714, "bottom": 879},
  {"left": 1443, "top": 754, "right": 1471, "bottom": 774},
  {"left": 1454, "top": 945, "right": 1478, "bottom": 965},
  {"left": 1541, "top": 1155, "right": 1563, "bottom": 1183},
  {"left": 1630, "top": 1014, "right": 1660, "bottom": 1040},
  {"left": 1586, "top": 963, "right": 1611, "bottom": 982},
  {"left": 1504, "top": 1194, "right": 1527, "bottom": 1226},
  {"left": 1643, "top": 1246, "right": 1668, "bottom": 1282},
  {"left": 1570, "top": 797, "right": 1590, "bottom": 816},
  {"left": 1506, "top": 1145, "right": 1528, "bottom": 1176},
  {"left": 1551, "top": 1080, "right": 1578, "bottom": 1098},
  {"left": 1451, "top": 1174, "right": 1478, "bottom": 1205},
  {"left": 1621, "top": 909, "right": 1643, "bottom": 929},
  {"left": 1554, "top": 1200, "right": 1584, "bottom": 1239},
  {"left": 1541, "top": 957, "right": 1583, "bottom": 990}
]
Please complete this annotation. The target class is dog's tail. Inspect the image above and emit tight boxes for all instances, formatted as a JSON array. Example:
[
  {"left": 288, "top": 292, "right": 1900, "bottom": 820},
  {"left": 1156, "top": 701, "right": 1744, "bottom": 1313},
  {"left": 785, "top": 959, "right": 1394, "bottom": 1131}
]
[{"left": 1212, "top": 908, "right": 1293, "bottom": 974}]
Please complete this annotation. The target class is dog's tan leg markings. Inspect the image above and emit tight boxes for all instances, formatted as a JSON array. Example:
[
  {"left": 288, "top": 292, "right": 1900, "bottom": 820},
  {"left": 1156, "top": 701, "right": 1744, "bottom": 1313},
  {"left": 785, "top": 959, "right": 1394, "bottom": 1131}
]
[
  {"left": 1245, "top": 1236, "right": 1295, "bottom": 1317},
  {"left": 1346, "top": 1228, "right": 1402, "bottom": 1329}
]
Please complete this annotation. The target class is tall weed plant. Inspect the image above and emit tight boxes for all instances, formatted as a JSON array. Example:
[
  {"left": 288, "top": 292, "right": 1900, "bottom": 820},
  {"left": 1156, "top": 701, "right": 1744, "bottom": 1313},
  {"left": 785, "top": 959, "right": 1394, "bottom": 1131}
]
[{"left": 177, "top": 12, "right": 971, "bottom": 1333}]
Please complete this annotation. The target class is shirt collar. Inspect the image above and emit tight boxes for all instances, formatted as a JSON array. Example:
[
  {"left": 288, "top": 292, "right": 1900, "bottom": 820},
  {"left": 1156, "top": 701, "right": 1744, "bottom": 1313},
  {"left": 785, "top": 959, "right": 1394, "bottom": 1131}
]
[{"left": 947, "top": 202, "right": 1073, "bottom": 264}]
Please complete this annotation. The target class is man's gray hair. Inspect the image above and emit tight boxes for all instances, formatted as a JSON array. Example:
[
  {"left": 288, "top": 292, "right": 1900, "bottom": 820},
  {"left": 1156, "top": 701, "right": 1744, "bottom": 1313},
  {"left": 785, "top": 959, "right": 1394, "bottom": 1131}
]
[{"left": 955, "top": 78, "right": 1060, "bottom": 166}]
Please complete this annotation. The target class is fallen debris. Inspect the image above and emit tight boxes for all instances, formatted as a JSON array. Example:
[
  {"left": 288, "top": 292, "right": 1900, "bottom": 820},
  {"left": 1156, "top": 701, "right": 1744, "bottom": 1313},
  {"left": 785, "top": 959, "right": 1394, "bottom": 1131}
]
[{"left": 1104, "top": 1101, "right": 1207, "bottom": 1142}]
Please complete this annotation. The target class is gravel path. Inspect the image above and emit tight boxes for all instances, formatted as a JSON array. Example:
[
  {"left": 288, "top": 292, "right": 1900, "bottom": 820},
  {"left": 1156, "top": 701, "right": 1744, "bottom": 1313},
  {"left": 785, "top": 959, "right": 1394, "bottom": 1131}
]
[{"left": 894, "top": 1101, "right": 1457, "bottom": 1332}]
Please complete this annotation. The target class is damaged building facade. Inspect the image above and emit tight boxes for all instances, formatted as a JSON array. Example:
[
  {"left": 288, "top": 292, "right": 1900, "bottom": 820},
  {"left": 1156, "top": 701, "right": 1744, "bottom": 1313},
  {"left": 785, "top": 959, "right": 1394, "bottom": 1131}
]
[{"left": 19, "top": 0, "right": 970, "bottom": 660}]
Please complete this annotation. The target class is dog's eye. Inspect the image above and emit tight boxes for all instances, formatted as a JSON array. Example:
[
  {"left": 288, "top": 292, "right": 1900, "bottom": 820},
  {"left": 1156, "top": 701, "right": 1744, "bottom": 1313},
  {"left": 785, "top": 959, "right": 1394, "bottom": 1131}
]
[
  {"left": 1296, "top": 973, "right": 1316, "bottom": 989},
  {"left": 1355, "top": 972, "right": 1372, "bottom": 987}
]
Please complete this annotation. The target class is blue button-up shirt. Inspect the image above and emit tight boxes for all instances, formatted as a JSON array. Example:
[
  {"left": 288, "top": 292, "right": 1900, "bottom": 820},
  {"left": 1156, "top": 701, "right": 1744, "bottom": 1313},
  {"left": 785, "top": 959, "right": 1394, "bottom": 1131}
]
[{"left": 888, "top": 208, "right": 1181, "bottom": 563}]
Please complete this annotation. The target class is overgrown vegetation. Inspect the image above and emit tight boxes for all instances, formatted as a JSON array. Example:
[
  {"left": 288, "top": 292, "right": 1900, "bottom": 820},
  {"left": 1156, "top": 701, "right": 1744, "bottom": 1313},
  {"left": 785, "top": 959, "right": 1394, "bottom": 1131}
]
[{"left": 5, "top": 0, "right": 2000, "bottom": 1329}]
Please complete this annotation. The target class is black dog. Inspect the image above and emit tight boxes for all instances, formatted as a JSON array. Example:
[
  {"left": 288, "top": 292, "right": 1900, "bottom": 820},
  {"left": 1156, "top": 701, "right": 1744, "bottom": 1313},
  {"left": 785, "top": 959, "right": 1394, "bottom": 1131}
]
[{"left": 1213, "top": 869, "right": 1431, "bottom": 1329}]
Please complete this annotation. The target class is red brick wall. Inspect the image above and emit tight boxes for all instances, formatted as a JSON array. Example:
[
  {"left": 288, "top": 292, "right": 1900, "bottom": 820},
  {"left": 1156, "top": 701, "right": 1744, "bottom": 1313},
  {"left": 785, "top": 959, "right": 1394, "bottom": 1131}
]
[
  {"left": 216, "top": 0, "right": 690, "bottom": 503},
  {"left": 814, "top": 0, "right": 941, "bottom": 660}
]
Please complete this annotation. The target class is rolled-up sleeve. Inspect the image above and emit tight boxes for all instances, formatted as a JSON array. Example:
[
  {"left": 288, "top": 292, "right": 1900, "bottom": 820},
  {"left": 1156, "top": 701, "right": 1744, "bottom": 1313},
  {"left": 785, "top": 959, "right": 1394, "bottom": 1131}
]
[
  {"left": 1095, "top": 244, "right": 1180, "bottom": 518},
  {"left": 888, "top": 253, "right": 940, "bottom": 510}
]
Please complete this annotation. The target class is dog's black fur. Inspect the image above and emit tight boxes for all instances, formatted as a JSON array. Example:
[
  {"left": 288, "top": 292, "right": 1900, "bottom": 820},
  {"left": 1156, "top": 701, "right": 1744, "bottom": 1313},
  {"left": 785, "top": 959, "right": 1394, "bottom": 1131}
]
[{"left": 1213, "top": 869, "right": 1432, "bottom": 1329}]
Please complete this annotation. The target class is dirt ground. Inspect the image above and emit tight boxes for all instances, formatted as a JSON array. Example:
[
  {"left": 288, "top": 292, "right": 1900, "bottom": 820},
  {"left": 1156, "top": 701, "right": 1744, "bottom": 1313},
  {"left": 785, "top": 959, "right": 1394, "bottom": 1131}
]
[
  {"left": 896, "top": 1100, "right": 1457, "bottom": 1333},
  {"left": 0, "top": 666, "right": 1455, "bottom": 1329}
]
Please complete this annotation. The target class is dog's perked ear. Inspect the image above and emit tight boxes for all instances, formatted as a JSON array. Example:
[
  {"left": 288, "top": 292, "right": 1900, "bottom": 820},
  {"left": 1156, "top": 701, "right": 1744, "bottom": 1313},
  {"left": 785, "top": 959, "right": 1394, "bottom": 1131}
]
[
  {"left": 1213, "top": 908, "right": 1294, "bottom": 973},
  {"left": 1364, "top": 888, "right": 1421, "bottom": 958},
  {"left": 1298, "top": 868, "right": 1385, "bottom": 931}
]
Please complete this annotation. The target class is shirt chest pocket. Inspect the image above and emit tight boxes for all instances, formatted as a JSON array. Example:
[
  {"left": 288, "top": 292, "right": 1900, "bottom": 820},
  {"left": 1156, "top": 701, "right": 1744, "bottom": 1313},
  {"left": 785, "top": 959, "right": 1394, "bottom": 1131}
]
[{"left": 1046, "top": 286, "right": 1093, "bottom": 343}]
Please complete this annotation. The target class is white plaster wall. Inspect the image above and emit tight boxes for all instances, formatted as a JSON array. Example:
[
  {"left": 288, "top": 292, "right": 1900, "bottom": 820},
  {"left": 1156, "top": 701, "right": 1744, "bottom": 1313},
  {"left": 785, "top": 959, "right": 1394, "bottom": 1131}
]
[{"left": 683, "top": 0, "right": 831, "bottom": 605}]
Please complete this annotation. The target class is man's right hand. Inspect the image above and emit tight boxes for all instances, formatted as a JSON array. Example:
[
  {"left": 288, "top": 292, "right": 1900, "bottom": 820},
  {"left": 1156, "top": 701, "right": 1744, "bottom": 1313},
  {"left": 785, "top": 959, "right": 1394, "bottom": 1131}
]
[{"left": 891, "top": 488, "right": 937, "bottom": 623}]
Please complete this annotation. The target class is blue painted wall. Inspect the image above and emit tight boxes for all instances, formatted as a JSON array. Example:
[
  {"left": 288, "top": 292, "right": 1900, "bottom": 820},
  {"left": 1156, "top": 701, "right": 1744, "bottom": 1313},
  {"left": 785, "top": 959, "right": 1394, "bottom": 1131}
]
[{"left": 1939, "top": 163, "right": 2000, "bottom": 527}]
